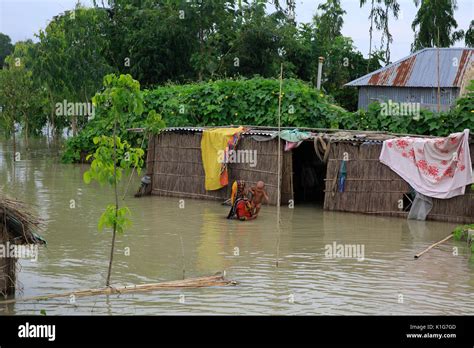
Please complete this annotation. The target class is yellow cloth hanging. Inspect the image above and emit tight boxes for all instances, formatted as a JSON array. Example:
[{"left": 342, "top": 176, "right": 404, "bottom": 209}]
[{"left": 201, "top": 127, "right": 243, "bottom": 191}]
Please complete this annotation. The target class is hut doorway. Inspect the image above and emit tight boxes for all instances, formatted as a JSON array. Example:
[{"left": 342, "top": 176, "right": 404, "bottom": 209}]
[{"left": 291, "top": 141, "right": 327, "bottom": 204}]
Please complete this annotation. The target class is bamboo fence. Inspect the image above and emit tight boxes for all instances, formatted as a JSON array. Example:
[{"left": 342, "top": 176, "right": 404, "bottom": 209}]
[
  {"left": 145, "top": 129, "right": 473, "bottom": 223},
  {"left": 147, "top": 132, "right": 293, "bottom": 205},
  {"left": 324, "top": 142, "right": 474, "bottom": 224}
]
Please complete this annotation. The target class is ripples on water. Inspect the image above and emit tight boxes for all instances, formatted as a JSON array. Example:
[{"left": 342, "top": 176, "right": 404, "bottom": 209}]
[{"left": 0, "top": 139, "right": 473, "bottom": 315}]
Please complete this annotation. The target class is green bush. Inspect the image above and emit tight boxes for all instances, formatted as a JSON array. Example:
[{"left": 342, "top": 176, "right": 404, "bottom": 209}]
[
  {"left": 143, "top": 77, "right": 345, "bottom": 128},
  {"left": 62, "top": 77, "right": 345, "bottom": 162},
  {"left": 61, "top": 97, "right": 149, "bottom": 163},
  {"left": 336, "top": 80, "right": 474, "bottom": 135},
  {"left": 453, "top": 224, "right": 474, "bottom": 254},
  {"left": 337, "top": 103, "right": 473, "bottom": 136},
  {"left": 62, "top": 77, "right": 474, "bottom": 163}
]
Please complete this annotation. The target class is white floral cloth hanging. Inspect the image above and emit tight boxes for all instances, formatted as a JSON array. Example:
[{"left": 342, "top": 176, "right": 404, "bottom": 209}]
[{"left": 379, "top": 129, "right": 473, "bottom": 199}]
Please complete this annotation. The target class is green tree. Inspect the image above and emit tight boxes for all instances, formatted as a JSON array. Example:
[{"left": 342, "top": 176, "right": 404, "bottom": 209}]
[
  {"left": 83, "top": 74, "right": 147, "bottom": 287},
  {"left": 187, "top": 0, "right": 240, "bottom": 81},
  {"left": 310, "top": 0, "right": 381, "bottom": 109},
  {"left": 273, "top": 0, "right": 296, "bottom": 23},
  {"left": 360, "top": 0, "right": 382, "bottom": 71},
  {"left": 104, "top": 4, "right": 196, "bottom": 86},
  {"left": 98, "top": 0, "right": 243, "bottom": 85},
  {"left": 226, "top": 4, "right": 286, "bottom": 77},
  {"left": 0, "top": 41, "right": 45, "bottom": 153},
  {"left": 314, "top": 0, "right": 346, "bottom": 50},
  {"left": 34, "top": 5, "right": 113, "bottom": 136},
  {"left": 378, "top": 0, "right": 400, "bottom": 64},
  {"left": 0, "top": 33, "right": 13, "bottom": 68},
  {"left": 323, "top": 37, "right": 382, "bottom": 110},
  {"left": 411, "top": 0, "right": 464, "bottom": 51},
  {"left": 465, "top": 20, "right": 474, "bottom": 47}
]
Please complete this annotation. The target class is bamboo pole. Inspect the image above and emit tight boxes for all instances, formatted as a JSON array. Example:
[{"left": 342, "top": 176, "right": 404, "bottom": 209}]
[
  {"left": 414, "top": 234, "right": 453, "bottom": 259},
  {"left": 122, "top": 133, "right": 147, "bottom": 200},
  {"left": 0, "top": 273, "right": 237, "bottom": 305},
  {"left": 275, "top": 64, "right": 283, "bottom": 268},
  {"left": 437, "top": 28, "right": 441, "bottom": 113}
]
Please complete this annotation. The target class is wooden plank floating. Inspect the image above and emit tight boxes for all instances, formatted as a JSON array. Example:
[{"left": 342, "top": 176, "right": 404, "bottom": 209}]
[
  {"left": 414, "top": 234, "right": 454, "bottom": 259},
  {"left": 0, "top": 273, "right": 237, "bottom": 305}
]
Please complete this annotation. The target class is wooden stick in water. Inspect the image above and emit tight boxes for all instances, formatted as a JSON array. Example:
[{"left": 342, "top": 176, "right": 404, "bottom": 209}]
[
  {"left": 414, "top": 234, "right": 453, "bottom": 259},
  {"left": 275, "top": 63, "right": 283, "bottom": 268},
  {"left": 0, "top": 273, "right": 237, "bottom": 305}
]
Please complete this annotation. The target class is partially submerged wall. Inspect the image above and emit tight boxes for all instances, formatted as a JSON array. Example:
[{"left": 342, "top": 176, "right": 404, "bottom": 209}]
[
  {"left": 0, "top": 225, "right": 16, "bottom": 297},
  {"left": 147, "top": 132, "right": 293, "bottom": 205},
  {"left": 324, "top": 142, "right": 474, "bottom": 224},
  {"left": 147, "top": 131, "right": 473, "bottom": 223}
]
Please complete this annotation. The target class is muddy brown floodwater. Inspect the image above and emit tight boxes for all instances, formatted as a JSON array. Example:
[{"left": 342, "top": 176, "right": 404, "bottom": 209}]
[{"left": 0, "top": 138, "right": 473, "bottom": 315}]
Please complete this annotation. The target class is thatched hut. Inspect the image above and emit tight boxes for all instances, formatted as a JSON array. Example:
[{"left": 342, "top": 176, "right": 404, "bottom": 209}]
[
  {"left": 0, "top": 195, "right": 45, "bottom": 297},
  {"left": 144, "top": 127, "right": 294, "bottom": 205},
  {"left": 142, "top": 126, "right": 473, "bottom": 224},
  {"left": 323, "top": 137, "right": 474, "bottom": 224}
]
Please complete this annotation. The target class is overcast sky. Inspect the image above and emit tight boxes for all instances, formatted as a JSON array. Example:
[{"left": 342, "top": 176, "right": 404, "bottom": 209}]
[{"left": 1, "top": 0, "right": 473, "bottom": 62}]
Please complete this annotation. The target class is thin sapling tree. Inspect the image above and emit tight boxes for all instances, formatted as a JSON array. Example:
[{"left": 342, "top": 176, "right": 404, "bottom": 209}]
[{"left": 83, "top": 74, "right": 145, "bottom": 287}]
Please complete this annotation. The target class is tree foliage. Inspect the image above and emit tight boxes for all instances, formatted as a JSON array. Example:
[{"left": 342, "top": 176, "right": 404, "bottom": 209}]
[
  {"left": 465, "top": 20, "right": 474, "bottom": 48},
  {"left": 378, "top": 0, "right": 400, "bottom": 64},
  {"left": 1, "top": 0, "right": 380, "bottom": 139},
  {"left": 2, "top": 0, "right": 469, "bottom": 144},
  {"left": 63, "top": 77, "right": 474, "bottom": 163},
  {"left": 33, "top": 5, "right": 114, "bottom": 135},
  {"left": 411, "top": 0, "right": 464, "bottom": 51},
  {"left": 0, "top": 41, "right": 46, "bottom": 146},
  {"left": 0, "top": 33, "right": 13, "bottom": 68},
  {"left": 360, "top": 0, "right": 399, "bottom": 65},
  {"left": 83, "top": 73, "right": 149, "bottom": 287}
]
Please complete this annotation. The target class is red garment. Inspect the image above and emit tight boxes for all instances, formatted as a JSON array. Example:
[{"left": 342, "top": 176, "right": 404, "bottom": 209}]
[
  {"left": 220, "top": 130, "right": 244, "bottom": 186},
  {"left": 236, "top": 200, "right": 252, "bottom": 219}
]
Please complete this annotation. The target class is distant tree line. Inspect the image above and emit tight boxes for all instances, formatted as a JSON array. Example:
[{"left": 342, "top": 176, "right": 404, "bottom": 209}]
[{"left": 0, "top": 0, "right": 471, "bottom": 141}]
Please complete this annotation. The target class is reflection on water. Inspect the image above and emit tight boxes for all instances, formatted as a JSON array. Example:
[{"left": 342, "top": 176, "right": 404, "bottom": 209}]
[{"left": 0, "top": 137, "right": 473, "bottom": 315}]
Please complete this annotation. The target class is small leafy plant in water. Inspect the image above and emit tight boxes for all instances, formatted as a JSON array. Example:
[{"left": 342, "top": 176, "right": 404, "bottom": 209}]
[
  {"left": 84, "top": 135, "right": 144, "bottom": 233},
  {"left": 83, "top": 74, "right": 146, "bottom": 287},
  {"left": 453, "top": 224, "right": 474, "bottom": 253}
]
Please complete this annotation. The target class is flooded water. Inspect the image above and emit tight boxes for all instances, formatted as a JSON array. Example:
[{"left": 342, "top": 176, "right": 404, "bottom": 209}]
[{"left": 0, "top": 137, "right": 473, "bottom": 315}]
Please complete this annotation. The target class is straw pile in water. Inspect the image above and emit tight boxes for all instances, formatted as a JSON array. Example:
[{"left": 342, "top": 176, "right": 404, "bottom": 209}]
[
  {"left": 0, "top": 195, "right": 44, "bottom": 297},
  {"left": 0, "top": 194, "right": 45, "bottom": 245}
]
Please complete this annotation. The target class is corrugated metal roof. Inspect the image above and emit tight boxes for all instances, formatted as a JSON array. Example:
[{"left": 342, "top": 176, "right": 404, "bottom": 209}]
[
  {"left": 162, "top": 127, "right": 204, "bottom": 133},
  {"left": 345, "top": 48, "right": 474, "bottom": 88},
  {"left": 159, "top": 127, "right": 474, "bottom": 144},
  {"left": 160, "top": 127, "right": 430, "bottom": 143},
  {"left": 162, "top": 126, "right": 277, "bottom": 136}
]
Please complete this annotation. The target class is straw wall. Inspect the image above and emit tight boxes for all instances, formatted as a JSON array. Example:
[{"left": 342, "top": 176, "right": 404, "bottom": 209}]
[
  {"left": 148, "top": 132, "right": 293, "bottom": 205},
  {"left": 324, "top": 142, "right": 474, "bottom": 224},
  {"left": 0, "top": 225, "right": 16, "bottom": 297}
]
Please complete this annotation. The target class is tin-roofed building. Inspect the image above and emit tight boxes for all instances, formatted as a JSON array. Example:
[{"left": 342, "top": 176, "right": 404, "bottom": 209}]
[{"left": 345, "top": 48, "right": 474, "bottom": 111}]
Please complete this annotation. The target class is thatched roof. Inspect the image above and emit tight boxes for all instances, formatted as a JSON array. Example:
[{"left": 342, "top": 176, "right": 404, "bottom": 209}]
[{"left": 0, "top": 195, "right": 45, "bottom": 245}]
